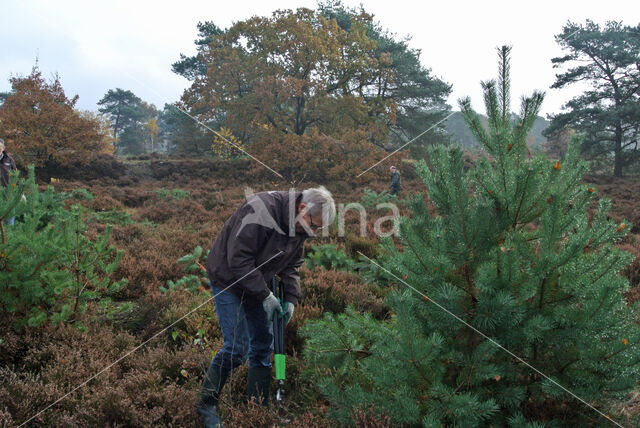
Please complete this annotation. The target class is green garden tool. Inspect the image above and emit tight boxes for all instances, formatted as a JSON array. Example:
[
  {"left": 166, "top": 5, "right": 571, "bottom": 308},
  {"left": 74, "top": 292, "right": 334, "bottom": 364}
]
[{"left": 271, "top": 277, "right": 286, "bottom": 403}]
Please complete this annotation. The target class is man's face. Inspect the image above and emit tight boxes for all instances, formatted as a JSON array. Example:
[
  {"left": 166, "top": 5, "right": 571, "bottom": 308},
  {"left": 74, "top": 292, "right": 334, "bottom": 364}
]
[
  {"left": 0, "top": 144, "right": 4, "bottom": 153},
  {"left": 295, "top": 202, "right": 324, "bottom": 235}
]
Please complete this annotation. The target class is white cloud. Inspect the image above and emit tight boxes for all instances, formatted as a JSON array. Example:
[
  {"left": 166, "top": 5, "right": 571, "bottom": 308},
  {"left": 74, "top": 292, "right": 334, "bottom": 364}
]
[{"left": 1, "top": 0, "right": 638, "bottom": 116}]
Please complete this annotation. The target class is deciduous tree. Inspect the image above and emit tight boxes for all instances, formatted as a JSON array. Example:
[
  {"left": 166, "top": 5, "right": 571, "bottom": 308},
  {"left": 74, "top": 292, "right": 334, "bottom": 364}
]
[
  {"left": 0, "top": 67, "right": 111, "bottom": 168},
  {"left": 145, "top": 118, "right": 159, "bottom": 153},
  {"left": 180, "top": 7, "right": 395, "bottom": 146}
]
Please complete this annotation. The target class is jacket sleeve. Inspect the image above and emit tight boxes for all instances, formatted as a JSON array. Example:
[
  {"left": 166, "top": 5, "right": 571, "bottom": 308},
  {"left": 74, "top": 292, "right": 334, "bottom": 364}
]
[
  {"left": 278, "top": 244, "right": 304, "bottom": 306},
  {"left": 226, "top": 211, "right": 271, "bottom": 302}
]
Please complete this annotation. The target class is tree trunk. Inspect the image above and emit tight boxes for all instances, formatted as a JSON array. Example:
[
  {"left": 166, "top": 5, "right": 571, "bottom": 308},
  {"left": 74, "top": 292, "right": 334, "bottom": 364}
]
[
  {"left": 613, "top": 123, "right": 623, "bottom": 177},
  {"left": 113, "top": 114, "right": 120, "bottom": 152}
]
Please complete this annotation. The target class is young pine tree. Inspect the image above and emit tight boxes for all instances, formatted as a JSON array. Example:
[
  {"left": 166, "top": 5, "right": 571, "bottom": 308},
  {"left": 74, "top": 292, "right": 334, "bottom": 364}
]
[
  {"left": 302, "top": 46, "right": 639, "bottom": 426},
  {"left": 0, "top": 167, "right": 128, "bottom": 331}
]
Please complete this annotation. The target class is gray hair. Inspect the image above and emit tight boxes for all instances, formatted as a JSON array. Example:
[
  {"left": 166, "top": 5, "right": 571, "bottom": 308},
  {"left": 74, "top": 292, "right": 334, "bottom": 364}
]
[
  {"left": 302, "top": 186, "right": 336, "bottom": 227},
  {"left": 0, "top": 138, "right": 4, "bottom": 148}
]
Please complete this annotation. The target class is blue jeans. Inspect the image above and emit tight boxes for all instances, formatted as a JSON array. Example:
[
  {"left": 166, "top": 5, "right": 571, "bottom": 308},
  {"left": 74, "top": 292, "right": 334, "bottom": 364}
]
[{"left": 209, "top": 283, "right": 273, "bottom": 371}]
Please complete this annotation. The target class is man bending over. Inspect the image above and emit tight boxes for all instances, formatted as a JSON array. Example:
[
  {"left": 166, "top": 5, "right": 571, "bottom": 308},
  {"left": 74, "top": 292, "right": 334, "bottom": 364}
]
[{"left": 197, "top": 186, "right": 336, "bottom": 427}]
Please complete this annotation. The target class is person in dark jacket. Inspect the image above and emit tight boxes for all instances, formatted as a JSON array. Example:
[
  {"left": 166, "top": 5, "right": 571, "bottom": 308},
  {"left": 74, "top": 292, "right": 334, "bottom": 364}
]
[
  {"left": 389, "top": 165, "right": 401, "bottom": 196},
  {"left": 197, "top": 186, "right": 336, "bottom": 427},
  {"left": 0, "top": 139, "right": 18, "bottom": 225}
]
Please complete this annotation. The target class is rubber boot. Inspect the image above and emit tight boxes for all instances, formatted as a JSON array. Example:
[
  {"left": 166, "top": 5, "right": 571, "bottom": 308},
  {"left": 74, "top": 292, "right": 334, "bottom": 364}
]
[
  {"left": 197, "top": 362, "right": 231, "bottom": 428},
  {"left": 246, "top": 366, "right": 271, "bottom": 406}
]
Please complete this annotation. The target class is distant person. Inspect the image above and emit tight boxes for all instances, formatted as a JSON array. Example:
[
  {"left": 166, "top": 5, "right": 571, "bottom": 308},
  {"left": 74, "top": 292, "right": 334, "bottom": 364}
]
[
  {"left": 0, "top": 138, "right": 18, "bottom": 225},
  {"left": 389, "top": 165, "right": 401, "bottom": 196},
  {"left": 198, "top": 186, "right": 336, "bottom": 428}
]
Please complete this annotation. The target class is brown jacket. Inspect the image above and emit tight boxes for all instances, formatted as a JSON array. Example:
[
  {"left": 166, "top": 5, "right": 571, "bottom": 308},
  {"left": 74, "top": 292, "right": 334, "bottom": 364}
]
[
  {"left": 205, "top": 190, "right": 309, "bottom": 306},
  {"left": 0, "top": 151, "right": 17, "bottom": 188}
]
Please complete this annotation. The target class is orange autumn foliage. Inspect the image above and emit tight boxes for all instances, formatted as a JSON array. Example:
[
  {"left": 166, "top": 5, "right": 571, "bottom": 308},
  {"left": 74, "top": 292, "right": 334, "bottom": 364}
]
[
  {"left": 248, "top": 129, "right": 392, "bottom": 184},
  {"left": 182, "top": 8, "right": 395, "bottom": 148},
  {"left": 0, "top": 67, "right": 112, "bottom": 168}
]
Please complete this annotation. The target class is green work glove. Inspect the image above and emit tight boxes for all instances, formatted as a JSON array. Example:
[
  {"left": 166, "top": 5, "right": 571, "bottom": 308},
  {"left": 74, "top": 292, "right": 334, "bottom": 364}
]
[
  {"left": 282, "top": 302, "right": 294, "bottom": 325},
  {"left": 262, "top": 292, "right": 282, "bottom": 321}
]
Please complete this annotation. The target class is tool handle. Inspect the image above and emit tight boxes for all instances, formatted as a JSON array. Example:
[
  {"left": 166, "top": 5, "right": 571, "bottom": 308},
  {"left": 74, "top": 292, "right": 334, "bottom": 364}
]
[
  {"left": 278, "top": 280, "right": 285, "bottom": 351},
  {"left": 271, "top": 277, "right": 285, "bottom": 355}
]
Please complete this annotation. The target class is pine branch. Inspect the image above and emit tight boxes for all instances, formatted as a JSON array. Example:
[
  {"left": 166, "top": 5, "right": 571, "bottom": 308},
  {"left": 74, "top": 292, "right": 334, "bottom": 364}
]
[
  {"left": 459, "top": 97, "right": 492, "bottom": 151},
  {"left": 498, "top": 45, "right": 512, "bottom": 125},
  {"left": 556, "top": 357, "right": 581, "bottom": 375},
  {"left": 400, "top": 312, "right": 433, "bottom": 385},
  {"left": 512, "top": 168, "right": 533, "bottom": 228},
  {"left": 537, "top": 278, "right": 547, "bottom": 310},
  {"left": 588, "top": 282, "right": 613, "bottom": 321},
  {"left": 402, "top": 234, "right": 473, "bottom": 299},
  {"left": 602, "top": 344, "right": 628, "bottom": 362}
]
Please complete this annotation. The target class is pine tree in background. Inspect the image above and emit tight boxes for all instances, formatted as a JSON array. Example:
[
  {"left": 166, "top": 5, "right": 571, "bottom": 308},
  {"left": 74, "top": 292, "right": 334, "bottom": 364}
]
[{"left": 302, "top": 46, "right": 639, "bottom": 426}]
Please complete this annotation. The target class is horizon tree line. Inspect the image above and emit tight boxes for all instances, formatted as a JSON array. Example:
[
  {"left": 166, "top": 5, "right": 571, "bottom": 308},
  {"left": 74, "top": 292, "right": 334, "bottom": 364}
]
[{"left": 0, "top": 4, "right": 637, "bottom": 175}]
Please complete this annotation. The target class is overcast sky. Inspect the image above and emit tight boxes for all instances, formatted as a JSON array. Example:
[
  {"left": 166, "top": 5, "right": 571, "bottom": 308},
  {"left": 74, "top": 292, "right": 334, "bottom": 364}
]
[{"left": 1, "top": 0, "right": 639, "bottom": 118}]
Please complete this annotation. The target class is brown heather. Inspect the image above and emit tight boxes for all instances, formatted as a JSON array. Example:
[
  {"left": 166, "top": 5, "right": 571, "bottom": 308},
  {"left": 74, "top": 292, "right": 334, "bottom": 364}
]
[{"left": 1, "top": 156, "right": 638, "bottom": 425}]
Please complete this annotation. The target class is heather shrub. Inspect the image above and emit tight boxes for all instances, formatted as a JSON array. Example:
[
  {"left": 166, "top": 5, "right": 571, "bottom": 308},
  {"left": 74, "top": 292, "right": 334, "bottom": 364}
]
[
  {"left": 114, "top": 237, "right": 182, "bottom": 298},
  {"left": 88, "top": 209, "right": 135, "bottom": 226},
  {"left": 215, "top": 354, "right": 329, "bottom": 428},
  {"left": 351, "top": 405, "right": 393, "bottom": 428},
  {"left": 134, "top": 197, "right": 210, "bottom": 225},
  {"left": 300, "top": 267, "right": 385, "bottom": 317},
  {"left": 221, "top": 400, "right": 281, "bottom": 427},
  {"left": 585, "top": 175, "right": 640, "bottom": 227},
  {"left": 85, "top": 194, "right": 124, "bottom": 212},
  {"left": 154, "top": 187, "right": 191, "bottom": 200},
  {"left": 110, "top": 223, "right": 146, "bottom": 245},
  {"left": 0, "top": 323, "right": 204, "bottom": 427},
  {"left": 87, "top": 185, "right": 151, "bottom": 208},
  {"left": 286, "top": 296, "right": 324, "bottom": 353},
  {"left": 80, "top": 154, "right": 127, "bottom": 180},
  {"left": 118, "top": 186, "right": 152, "bottom": 207},
  {"left": 160, "top": 290, "right": 219, "bottom": 345},
  {"left": 345, "top": 234, "right": 380, "bottom": 260}
]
